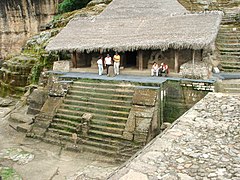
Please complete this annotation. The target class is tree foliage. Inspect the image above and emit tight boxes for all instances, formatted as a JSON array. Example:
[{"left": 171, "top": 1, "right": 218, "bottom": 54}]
[{"left": 58, "top": 0, "right": 91, "bottom": 13}]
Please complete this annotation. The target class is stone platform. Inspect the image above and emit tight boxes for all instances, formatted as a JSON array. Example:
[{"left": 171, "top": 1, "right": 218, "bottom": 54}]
[{"left": 108, "top": 93, "right": 240, "bottom": 180}]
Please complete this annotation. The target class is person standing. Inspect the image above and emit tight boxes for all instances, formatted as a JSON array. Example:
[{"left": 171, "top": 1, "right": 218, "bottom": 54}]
[
  {"left": 113, "top": 52, "right": 121, "bottom": 75},
  {"left": 104, "top": 54, "right": 112, "bottom": 75},
  {"left": 97, "top": 56, "right": 103, "bottom": 75}
]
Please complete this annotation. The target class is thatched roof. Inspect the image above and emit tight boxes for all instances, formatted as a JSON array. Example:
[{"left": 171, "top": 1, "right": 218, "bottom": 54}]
[
  {"left": 46, "top": 0, "right": 222, "bottom": 52},
  {"left": 99, "top": 0, "right": 187, "bottom": 19}
]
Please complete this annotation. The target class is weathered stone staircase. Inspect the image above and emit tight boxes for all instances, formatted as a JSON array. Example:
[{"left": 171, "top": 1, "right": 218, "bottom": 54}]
[
  {"left": 42, "top": 79, "right": 144, "bottom": 160},
  {"left": 178, "top": 0, "right": 240, "bottom": 72},
  {"left": 178, "top": 0, "right": 239, "bottom": 12},
  {"left": 216, "top": 79, "right": 240, "bottom": 93},
  {"left": 216, "top": 24, "right": 240, "bottom": 72}
]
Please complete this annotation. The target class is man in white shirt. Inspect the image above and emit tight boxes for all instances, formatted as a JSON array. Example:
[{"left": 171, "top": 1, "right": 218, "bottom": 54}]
[
  {"left": 97, "top": 57, "right": 103, "bottom": 75},
  {"left": 104, "top": 54, "right": 112, "bottom": 75}
]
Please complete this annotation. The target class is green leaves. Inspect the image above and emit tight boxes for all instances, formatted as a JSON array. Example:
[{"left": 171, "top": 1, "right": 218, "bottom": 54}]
[{"left": 58, "top": 0, "right": 91, "bottom": 13}]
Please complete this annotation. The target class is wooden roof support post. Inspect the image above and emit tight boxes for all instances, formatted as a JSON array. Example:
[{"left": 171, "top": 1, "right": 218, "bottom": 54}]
[
  {"left": 72, "top": 51, "right": 77, "bottom": 68},
  {"left": 174, "top": 50, "right": 179, "bottom": 73},
  {"left": 138, "top": 50, "right": 143, "bottom": 71},
  {"left": 192, "top": 49, "right": 195, "bottom": 76}
]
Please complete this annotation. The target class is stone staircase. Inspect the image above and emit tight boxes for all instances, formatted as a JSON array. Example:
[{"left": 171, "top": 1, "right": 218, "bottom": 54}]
[
  {"left": 42, "top": 79, "right": 143, "bottom": 160},
  {"left": 178, "top": 0, "right": 240, "bottom": 72},
  {"left": 216, "top": 25, "right": 240, "bottom": 72},
  {"left": 177, "top": 0, "right": 238, "bottom": 11},
  {"left": 216, "top": 79, "right": 240, "bottom": 93}
]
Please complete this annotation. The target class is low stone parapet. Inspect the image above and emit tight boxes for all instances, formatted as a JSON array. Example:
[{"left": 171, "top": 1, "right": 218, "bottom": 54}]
[{"left": 179, "top": 61, "right": 211, "bottom": 80}]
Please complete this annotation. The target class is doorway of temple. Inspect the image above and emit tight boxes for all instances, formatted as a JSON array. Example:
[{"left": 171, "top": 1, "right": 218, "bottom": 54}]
[{"left": 125, "top": 51, "right": 137, "bottom": 68}]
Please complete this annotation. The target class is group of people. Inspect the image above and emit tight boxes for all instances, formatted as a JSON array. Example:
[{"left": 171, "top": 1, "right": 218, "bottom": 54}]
[
  {"left": 97, "top": 52, "right": 120, "bottom": 76},
  {"left": 96, "top": 54, "right": 169, "bottom": 77},
  {"left": 151, "top": 62, "right": 169, "bottom": 77}
]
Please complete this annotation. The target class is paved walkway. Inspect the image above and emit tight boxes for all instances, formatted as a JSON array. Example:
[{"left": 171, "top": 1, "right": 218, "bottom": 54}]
[
  {"left": 213, "top": 72, "right": 240, "bottom": 80},
  {"left": 51, "top": 71, "right": 216, "bottom": 84},
  {"left": 108, "top": 93, "right": 240, "bottom": 180}
]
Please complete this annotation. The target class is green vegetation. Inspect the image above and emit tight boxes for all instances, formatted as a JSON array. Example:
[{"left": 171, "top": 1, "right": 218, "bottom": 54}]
[
  {"left": 0, "top": 167, "right": 22, "bottom": 180},
  {"left": 58, "top": 0, "right": 91, "bottom": 13}
]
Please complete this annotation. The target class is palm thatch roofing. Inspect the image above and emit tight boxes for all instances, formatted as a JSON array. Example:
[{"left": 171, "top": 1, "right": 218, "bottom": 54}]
[
  {"left": 100, "top": 0, "right": 187, "bottom": 19},
  {"left": 46, "top": 0, "right": 222, "bottom": 53}
]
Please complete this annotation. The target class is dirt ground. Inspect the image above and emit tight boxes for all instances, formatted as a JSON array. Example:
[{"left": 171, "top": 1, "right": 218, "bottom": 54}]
[{"left": 0, "top": 105, "right": 119, "bottom": 180}]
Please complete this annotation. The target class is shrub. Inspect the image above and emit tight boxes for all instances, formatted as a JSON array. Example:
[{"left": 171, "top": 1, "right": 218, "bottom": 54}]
[{"left": 58, "top": 0, "right": 91, "bottom": 13}]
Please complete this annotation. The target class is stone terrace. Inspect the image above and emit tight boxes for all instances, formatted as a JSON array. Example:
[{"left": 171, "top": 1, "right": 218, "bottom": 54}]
[{"left": 108, "top": 93, "right": 240, "bottom": 180}]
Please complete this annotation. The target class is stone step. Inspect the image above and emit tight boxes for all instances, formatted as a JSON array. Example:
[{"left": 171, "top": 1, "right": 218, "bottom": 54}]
[
  {"left": 217, "top": 34, "right": 240, "bottom": 38},
  {"left": 81, "top": 139, "right": 119, "bottom": 151},
  {"left": 221, "top": 65, "right": 240, "bottom": 71},
  {"left": 66, "top": 95, "right": 132, "bottom": 106},
  {"left": 220, "top": 62, "right": 240, "bottom": 69},
  {"left": 115, "top": 154, "right": 132, "bottom": 162},
  {"left": 59, "top": 104, "right": 130, "bottom": 118},
  {"left": 47, "top": 127, "right": 73, "bottom": 137},
  {"left": 218, "top": 47, "right": 240, "bottom": 52},
  {"left": 220, "top": 51, "right": 240, "bottom": 56},
  {"left": 221, "top": 83, "right": 240, "bottom": 89},
  {"left": 219, "top": 28, "right": 240, "bottom": 32},
  {"left": 63, "top": 99, "right": 131, "bottom": 112},
  {"left": 217, "top": 39, "right": 240, "bottom": 43},
  {"left": 87, "top": 134, "right": 120, "bottom": 145},
  {"left": 44, "top": 131, "right": 71, "bottom": 143},
  {"left": 220, "top": 55, "right": 240, "bottom": 61},
  {"left": 221, "top": 61, "right": 240, "bottom": 66},
  {"left": 89, "top": 129, "right": 123, "bottom": 139},
  {"left": 91, "top": 118, "right": 126, "bottom": 129},
  {"left": 220, "top": 68, "right": 240, "bottom": 72},
  {"left": 90, "top": 124, "right": 123, "bottom": 135},
  {"left": 218, "top": 31, "right": 240, "bottom": 36},
  {"left": 52, "top": 118, "right": 81, "bottom": 127},
  {"left": 216, "top": 43, "right": 240, "bottom": 48},
  {"left": 55, "top": 113, "right": 81, "bottom": 122},
  {"left": 223, "top": 88, "right": 240, "bottom": 93},
  {"left": 56, "top": 109, "right": 128, "bottom": 122},
  {"left": 45, "top": 131, "right": 119, "bottom": 151},
  {"left": 65, "top": 143, "right": 116, "bottom": 157},
  {"left": 50, "top": 122, "right": 77, "bottom": 133},
  {"left": 42, "top": 136, "right": 64, "bottom": 146},
  {"left": 69, "top": 87, "right": 134, "bottom": 97},
  {"left": 69, "top": 90, "right": 133, "bottom": 100},
  {"left": 73, "top": 81, "right": 135, "bottom": 90}
]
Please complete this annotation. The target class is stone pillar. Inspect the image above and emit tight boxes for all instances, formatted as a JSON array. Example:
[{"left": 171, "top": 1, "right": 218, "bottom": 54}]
[
  {"left": 81, "top": 113, "right": 92, "bottom": 138},
  {"left": 72, "top": 51, "right": 77, "bottom": 68},
  {"left": 138, "top": 50, "right": 143, "bottom": 71},
  {"left": 192, "top": 50, "right": 195, "bottom": 76},
  {"left": 174, "top": 50, "right": 179, "bottom": 73}
]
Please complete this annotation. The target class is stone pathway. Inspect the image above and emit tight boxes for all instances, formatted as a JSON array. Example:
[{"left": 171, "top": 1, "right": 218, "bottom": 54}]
[{"left": 108, "top": 93, "right": 240, "bottom": 180}]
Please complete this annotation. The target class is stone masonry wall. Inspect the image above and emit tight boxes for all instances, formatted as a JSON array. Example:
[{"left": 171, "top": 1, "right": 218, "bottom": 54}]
[
  {"left": 108, "top": 93, "right": 240, "bottom": 179},
  {"left": 123, "top": 87, "right": 161, "bottom": 144}
]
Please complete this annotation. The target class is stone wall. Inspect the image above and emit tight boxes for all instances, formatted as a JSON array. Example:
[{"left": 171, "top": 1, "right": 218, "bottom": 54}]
[
  {"left": 0, "top": 0, "right": 58, "bottom": 58},
  {"left": 163, "top": 80, "right": 211, "bottom": 123},
  {"left": 179, "top": 61, "right": 212, "bottom": 79},
  {"left": 108, "top": 93, "right": 240, "bottom": 180},
  {"left": 123, "top": 87, "right": 161, "bottom": 144}
]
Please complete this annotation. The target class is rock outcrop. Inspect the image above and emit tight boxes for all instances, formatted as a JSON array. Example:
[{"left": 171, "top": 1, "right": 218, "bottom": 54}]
[{"left": 0, "top": 0, "right": 58, "bottom": 59}]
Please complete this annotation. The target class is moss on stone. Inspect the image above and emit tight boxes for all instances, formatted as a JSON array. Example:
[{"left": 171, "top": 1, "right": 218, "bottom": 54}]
[{"left": 0, "top": 167, "right": 22, "bottom": 180}]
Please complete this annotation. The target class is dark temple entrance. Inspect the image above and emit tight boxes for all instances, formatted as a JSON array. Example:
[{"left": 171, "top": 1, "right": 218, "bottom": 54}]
[{"left": 124, "top": 51, "right": 137, "bottom": 67}]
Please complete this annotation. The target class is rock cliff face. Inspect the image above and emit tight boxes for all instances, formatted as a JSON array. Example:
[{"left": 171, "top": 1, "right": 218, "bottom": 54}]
[{"left": 0, "top": 0, "right": 59, "bottom": 59}]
